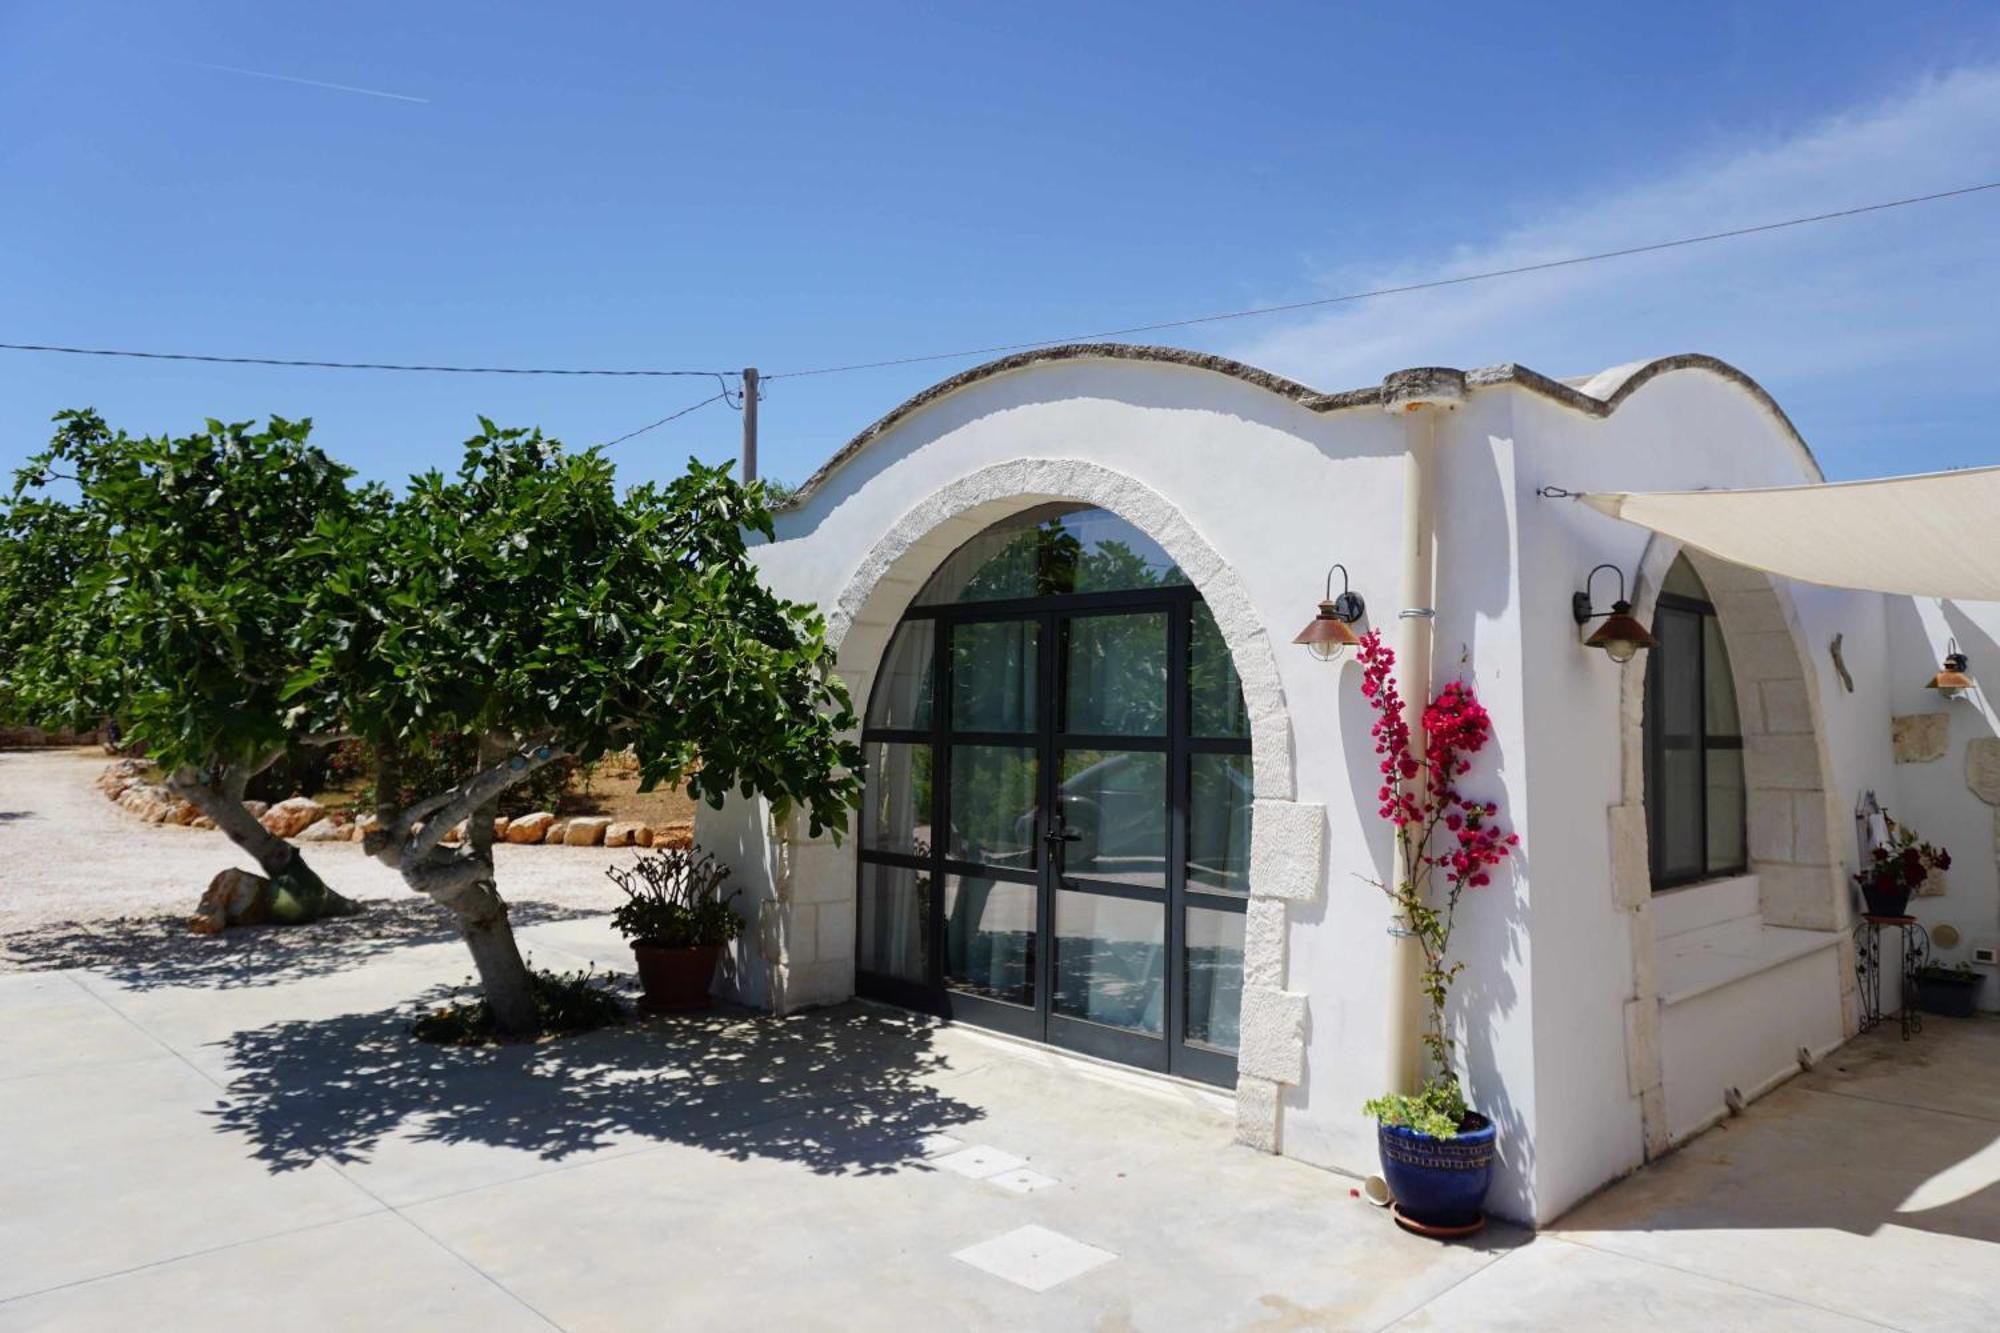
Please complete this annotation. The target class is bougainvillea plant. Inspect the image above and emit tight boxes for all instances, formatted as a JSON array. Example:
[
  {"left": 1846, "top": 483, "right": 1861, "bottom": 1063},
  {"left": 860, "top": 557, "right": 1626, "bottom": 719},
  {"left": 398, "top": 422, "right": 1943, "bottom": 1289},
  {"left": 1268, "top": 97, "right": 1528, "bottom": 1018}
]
[{"left": 1356, "top": 629, "right": 1518, "bottom": 1137}]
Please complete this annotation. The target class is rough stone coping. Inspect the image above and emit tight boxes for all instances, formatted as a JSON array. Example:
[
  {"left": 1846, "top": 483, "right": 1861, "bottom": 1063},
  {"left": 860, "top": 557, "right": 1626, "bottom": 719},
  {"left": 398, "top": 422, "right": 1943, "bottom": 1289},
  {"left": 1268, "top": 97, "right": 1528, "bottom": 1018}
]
[
  {"left": 781, "top": 344, "right": 1820, "bottom": 508},
  {"left": 93, "top": 762, "right": 692, "bottom": 849}
]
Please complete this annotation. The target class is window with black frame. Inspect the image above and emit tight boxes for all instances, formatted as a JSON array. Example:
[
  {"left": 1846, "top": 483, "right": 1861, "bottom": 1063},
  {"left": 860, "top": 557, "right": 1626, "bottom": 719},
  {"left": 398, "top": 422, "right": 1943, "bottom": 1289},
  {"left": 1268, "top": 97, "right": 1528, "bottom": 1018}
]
[{"left": 1645, "top": 557, "right": 1747, "bottom": 889}]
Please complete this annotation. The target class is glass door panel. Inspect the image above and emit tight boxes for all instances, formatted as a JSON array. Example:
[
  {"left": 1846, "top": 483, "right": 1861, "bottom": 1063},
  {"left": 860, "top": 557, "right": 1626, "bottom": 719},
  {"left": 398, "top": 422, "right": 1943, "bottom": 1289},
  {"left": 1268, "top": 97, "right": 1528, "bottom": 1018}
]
[
  {"left": 1053, "top": 888, "right": 1166, "bottom": 1034},
  {"left": 1184, "top": 901, "right": 1245, "bottom": 1051},
  {"left": 1188, "top": 752, "right": 1251, "bottom": 893},
  {"left": 947, "top": 744, "right": 1039, "bottom": 870},
  {"left": 857, "top": 863, "right": 929, "bottom": 983},
  {"left": 951, "top": 619, "right": 1039, "bottom": 732},
  {"left": 861, "top": 741, "right": 933, "bottom": 858},
  {"left": 1057, "top": 749, "right": 1167, "bottom": 887},
  {"left": 1061, "top": 611, "right": 1167, "bottom": 736},
  {"left": 943, "top": 873, "right": 1037, "bottom": 1006}
]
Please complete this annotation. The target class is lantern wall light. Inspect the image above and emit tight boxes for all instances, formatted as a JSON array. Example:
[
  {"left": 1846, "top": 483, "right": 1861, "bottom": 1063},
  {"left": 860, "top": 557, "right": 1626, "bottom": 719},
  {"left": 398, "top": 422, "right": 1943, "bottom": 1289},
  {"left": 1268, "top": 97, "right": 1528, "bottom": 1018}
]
[
  {"left": 1573, "top": 563, "right": 1655, "bottom": 664},
  {"left": 1294, "top": 564, "right": 1367, "bottom": 662},
  {"left": 1926, "top": 639, "right": 1974, "bottom": 700}
]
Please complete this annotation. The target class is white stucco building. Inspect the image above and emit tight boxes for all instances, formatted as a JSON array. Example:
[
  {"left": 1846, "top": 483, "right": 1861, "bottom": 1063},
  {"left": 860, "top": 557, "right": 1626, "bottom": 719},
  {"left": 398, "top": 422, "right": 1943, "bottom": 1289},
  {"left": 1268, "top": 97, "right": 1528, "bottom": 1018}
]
[{"left": 697, "top": 344, "right": 2000, "bottom": 1226}]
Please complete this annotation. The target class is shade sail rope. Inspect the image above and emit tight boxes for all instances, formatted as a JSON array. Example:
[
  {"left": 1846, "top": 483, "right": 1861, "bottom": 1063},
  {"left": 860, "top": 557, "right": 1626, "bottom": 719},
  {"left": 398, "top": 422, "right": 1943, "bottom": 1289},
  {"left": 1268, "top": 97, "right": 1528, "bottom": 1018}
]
[{"left": 1568, "top": 465, "right": 2000, "bottom": 601}]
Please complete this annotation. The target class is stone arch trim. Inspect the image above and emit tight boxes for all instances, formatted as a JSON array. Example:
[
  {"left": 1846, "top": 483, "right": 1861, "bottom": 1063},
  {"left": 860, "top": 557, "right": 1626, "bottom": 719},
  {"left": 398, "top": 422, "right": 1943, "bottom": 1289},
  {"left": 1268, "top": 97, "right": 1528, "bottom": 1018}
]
[
  {"left": 1607, "top": 534, "right": 1853, "bottom": 1156},
  {"left": 826, "top": 456, "right": 1296, "bottom": 802},
  {"left": 803, "top": 457, "right": 1320, "bottom": 1153}
]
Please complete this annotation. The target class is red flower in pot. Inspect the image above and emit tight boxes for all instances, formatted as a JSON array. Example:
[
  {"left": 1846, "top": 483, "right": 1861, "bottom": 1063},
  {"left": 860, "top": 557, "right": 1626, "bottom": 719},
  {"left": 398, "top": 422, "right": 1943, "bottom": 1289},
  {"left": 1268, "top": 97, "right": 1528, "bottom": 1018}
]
[{"left": 1855, "top": 814, "right": 1948, "bottom": 920}]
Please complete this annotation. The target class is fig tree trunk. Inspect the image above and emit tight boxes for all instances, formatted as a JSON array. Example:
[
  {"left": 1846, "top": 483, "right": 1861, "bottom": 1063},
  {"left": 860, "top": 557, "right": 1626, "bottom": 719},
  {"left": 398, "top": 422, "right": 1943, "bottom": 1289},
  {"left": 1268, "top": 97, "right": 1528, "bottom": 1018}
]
[
  {"left": 168, "top": 763, "right": 359, "bottom": 922},
  {"left": 366, "top": 739, "right": 541, "bottom": 1037}
]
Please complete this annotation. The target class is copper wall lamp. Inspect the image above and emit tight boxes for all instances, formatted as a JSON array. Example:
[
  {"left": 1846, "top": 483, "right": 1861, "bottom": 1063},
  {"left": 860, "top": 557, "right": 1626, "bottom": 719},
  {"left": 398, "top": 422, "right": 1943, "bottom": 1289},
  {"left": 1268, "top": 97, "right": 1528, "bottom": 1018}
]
[
  {"left": 1294, "top": 564, "right": 1367, "bottom": 662},
  {"left": 1573, "top": 564, "right": 1655, "bottom": 663}
]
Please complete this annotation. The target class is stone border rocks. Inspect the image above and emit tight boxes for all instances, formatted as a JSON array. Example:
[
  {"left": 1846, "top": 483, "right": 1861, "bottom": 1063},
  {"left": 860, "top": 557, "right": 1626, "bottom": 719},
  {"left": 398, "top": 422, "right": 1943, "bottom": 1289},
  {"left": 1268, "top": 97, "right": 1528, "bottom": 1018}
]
[{"left": 94, "top": 761, "right": 693, "bottom": 852}]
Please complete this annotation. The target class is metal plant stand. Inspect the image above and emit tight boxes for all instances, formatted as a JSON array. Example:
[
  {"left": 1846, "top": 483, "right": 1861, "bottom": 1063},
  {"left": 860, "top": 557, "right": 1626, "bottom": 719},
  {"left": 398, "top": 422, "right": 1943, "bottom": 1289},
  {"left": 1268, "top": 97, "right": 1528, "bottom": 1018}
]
[{"left": 1855, "top": 915, "right": 1930, "bottom": 1039}]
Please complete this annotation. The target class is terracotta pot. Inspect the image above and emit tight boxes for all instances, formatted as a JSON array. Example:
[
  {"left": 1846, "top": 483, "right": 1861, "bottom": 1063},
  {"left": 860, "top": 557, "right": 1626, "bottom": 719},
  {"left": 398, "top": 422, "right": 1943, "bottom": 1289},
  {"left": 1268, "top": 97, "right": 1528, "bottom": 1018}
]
[{"left": 631, "top": 942, "right": 723, "bottom": 1013}]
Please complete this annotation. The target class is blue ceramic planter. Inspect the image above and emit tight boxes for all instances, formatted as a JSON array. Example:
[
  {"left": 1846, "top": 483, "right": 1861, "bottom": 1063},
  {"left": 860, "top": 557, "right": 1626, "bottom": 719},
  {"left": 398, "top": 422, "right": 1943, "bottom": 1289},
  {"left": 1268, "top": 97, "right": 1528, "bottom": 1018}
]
[{"left": 1378, "top": 1113, "right": 1496, "bottom": 1229}]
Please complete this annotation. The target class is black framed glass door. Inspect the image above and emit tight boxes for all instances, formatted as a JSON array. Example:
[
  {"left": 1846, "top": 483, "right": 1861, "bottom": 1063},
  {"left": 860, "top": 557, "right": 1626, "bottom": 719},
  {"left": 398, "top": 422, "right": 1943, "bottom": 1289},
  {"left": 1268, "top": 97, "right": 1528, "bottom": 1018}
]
[{"left": 855, "top": 505, "right": 1248, "bottom": 1086}]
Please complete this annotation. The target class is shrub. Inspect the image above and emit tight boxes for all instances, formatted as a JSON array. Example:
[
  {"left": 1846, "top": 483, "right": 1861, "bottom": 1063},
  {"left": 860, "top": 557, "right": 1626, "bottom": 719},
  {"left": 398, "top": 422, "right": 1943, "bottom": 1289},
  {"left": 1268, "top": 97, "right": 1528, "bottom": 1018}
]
[
  {"left": 243, "top": 744, "right": 340, "bottom": 802},
  {"left": 606, "top": 846, "right": 743, "bottom": 949},
  {"left": 411, "top": 965, "right": 626, "bottom": 1044},
  {"left": 1365, "top": 1076, "right": 1470, "bottom": 1140}
]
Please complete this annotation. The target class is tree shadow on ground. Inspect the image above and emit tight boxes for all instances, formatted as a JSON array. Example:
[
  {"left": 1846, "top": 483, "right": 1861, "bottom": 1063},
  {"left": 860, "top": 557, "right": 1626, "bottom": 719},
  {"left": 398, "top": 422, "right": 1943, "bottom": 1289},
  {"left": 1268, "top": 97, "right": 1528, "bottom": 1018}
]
[
  {"left": 207, "top": 999, "right": 983, "bottom": 1179},
  {"left": 0, "top": 899, "right": 606, "bottom": 991}
]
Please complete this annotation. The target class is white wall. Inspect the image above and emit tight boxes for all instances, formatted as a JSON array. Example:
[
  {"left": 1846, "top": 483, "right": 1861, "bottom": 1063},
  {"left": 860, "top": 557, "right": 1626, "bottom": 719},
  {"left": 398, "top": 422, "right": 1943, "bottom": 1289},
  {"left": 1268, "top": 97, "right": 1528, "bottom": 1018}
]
[
  {"left": 696, "top": 347, "right": 2000, "bottom": 1226},
  {"left": 1509, "top": 368, "right": 1843, "bottom": 1219},
  {"left": 1887, "top": 597, "right": 2000, "bottom": 1009}
]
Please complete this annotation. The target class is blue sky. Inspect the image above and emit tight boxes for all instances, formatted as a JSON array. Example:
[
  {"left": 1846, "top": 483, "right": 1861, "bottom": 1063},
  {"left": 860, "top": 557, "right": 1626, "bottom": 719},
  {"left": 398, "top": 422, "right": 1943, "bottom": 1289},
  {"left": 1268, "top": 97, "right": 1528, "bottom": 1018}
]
[{"left": 3, "top": 1, "right": 1998, "bottom": 489}]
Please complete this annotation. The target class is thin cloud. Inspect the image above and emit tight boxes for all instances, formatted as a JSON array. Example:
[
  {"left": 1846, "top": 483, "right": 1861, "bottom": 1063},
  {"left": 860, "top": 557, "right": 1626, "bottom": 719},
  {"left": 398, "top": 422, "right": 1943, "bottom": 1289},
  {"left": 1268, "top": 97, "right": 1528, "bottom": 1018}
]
[
  {"left": 178, "top": 59, "right": 429, "bottom": 105},
  {"left": 1221, "top": 64, "right": 2000, "bottom": 476}
]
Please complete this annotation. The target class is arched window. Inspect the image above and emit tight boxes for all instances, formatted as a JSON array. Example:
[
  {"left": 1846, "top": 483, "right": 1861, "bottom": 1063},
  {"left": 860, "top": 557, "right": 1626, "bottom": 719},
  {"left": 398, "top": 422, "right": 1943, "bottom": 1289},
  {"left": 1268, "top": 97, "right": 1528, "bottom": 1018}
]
[
  {"left": 855, "top": 503, "right": 1249, "bottom": 1085},
  {"left": 1645, "top": 556, "right": 1747, "bottom": 888}
]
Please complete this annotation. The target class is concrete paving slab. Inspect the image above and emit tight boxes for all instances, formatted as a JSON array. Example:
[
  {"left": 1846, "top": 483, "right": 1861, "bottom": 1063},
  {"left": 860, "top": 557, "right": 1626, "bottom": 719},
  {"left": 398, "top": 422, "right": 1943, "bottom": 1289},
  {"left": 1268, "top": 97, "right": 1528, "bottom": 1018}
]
[
  {"left": 0, "top": 970, "right": 92, "bottom": 1011},
  {"left": 397, "top": 1021, "right": 1516, "bottom": 1332},
  {"left": 933, "top": 1145, "right": 1029, "bottom": 1179},
  {"left": 987, "top": 1166, "right": 1059, "bottom": 1194},
  {"left": 1557, "top": 1073, "right": 2000, "bottom": 1333},
  {"left": 7, "top": 756, "right": 1997, "bottom": 1333},
  {"left": 183, "top": 1000, "right": 991, "bottom": 1206},
  {"left": 0, "top": 1054, "right": 226, "bottom": 1153},
  {"left": 1797, "top": 1014, "right": 2000, "bottom": 1125},
  {"left": 952, "top": 1224, "right": 1115, "bottom": 1292},
  {"left": 1389, "top": 1235, "right": 1884, "bottom": 1331},
  {"left": 0, "top": 977, "right": 166, "bottom": 1080},
  {"left": 0, "top": 1116, "right": 378, "bottom": 1301},
  {"left": 0, "top": 1213, "right": 551, "bottom": 1333}
]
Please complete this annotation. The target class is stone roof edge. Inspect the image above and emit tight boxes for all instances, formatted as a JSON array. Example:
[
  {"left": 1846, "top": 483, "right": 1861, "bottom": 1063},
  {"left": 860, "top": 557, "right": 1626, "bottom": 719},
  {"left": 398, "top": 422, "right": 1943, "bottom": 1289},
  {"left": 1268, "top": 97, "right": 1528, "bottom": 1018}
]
[{"left": 780, "top": 345, "right": 1820, "bottom": 508}]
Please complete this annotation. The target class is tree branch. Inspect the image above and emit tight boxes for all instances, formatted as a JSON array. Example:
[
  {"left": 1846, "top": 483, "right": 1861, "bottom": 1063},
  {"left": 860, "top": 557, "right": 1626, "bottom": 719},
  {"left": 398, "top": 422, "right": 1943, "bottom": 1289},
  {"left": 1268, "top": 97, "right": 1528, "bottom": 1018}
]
[{"left": 395, "top": 738, "right": 563, "bottom": 866}]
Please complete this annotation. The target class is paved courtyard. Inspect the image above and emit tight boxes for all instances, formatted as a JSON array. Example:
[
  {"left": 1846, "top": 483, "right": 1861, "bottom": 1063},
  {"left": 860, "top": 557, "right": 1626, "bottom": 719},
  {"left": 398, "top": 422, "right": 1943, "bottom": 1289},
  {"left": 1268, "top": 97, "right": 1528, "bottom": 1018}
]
[{"left": 2, "top": 749, "right": 1997, "bottom": 1330}]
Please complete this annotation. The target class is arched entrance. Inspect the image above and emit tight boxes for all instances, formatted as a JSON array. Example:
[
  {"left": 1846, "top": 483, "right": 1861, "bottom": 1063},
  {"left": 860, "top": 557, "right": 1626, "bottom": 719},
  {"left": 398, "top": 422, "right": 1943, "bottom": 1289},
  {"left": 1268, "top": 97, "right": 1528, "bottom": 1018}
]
[{"left": 855, "top": 503, "right": 1251, "bottom": 1085}]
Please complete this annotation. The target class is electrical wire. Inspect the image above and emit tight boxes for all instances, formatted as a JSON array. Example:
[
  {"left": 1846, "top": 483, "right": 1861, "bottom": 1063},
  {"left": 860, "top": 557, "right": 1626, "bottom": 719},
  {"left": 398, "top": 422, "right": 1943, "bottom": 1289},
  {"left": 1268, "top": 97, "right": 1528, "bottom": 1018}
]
[
  {"left": 601, "top": 391, "right": 731, "bottom": 448},
  {"left": 3, "top": 179, "right": 1995, "bottom": 386},
  {"left": 0, "top": 342, "right": 731, "bottom": 379},
  {"left": 764, "top": 180, "right": 2000, "bottom": 379}
]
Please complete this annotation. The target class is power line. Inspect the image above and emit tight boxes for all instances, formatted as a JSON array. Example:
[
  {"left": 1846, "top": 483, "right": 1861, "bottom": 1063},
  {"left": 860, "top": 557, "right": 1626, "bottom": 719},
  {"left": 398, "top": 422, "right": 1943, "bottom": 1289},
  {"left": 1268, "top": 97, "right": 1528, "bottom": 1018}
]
[
  {"left": 3, "top": 179, "right": 1996, "bottom": 386},
  {"left": 0, "top": 341, "right": 731, "bottom": 379},
  {"left": 764, "top": 179, "right": 2000, "bottom": 379},
  {"left": 601, "top": 391, "right": 731, "bottom": 448}
]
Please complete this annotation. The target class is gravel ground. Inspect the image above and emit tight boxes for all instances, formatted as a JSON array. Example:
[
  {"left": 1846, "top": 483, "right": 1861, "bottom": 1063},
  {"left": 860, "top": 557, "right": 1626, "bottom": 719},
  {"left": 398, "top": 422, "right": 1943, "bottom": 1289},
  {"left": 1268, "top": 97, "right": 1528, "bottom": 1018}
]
[{"left": 0, "top": 746, "right": 631, "bottom": 953}]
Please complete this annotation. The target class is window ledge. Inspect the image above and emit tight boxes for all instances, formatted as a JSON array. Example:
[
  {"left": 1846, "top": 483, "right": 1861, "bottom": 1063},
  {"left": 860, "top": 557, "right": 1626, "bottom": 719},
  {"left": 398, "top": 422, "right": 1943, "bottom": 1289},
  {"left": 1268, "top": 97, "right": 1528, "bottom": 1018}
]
[
  {"left": 1657, "top": 921, "right": 1842, "bottom": 1007},
  {"left": 1651, "top": 873, "right": 1760, "bottom": 944}
]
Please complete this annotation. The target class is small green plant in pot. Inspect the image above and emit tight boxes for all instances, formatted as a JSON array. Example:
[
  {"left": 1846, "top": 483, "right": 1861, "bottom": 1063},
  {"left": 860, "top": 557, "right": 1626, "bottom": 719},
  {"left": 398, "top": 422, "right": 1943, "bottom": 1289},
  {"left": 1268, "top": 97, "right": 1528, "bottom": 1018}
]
[
  {"left": 606, "top": 845, "right": 743, "bottom": 1012},
  {"left": 1357, "top": 631, "right": 1517, "bottom": 1238},
  {"left": 1914, "top": 960, "right": 1987, "bottom": 1018}
]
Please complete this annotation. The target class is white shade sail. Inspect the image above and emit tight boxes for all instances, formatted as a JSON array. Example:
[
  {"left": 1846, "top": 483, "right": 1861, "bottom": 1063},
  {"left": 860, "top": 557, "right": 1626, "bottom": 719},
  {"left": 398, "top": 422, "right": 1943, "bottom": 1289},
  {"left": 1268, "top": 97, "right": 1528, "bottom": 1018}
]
[{"left": 1578, "top": 466, "right": 2000, "bottom": 601}]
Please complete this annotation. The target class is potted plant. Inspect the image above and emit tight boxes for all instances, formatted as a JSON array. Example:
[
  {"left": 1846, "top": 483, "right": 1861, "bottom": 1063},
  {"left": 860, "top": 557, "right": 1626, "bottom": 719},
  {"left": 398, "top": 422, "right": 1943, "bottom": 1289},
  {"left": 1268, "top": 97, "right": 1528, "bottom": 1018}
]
[
  {"left": 606, "top": 845, "right": 743, "bottom": 1012},
  {"left": 1855, "top": 814, "right": 1949, "bottom": 919},
  {"left": 1355, "top": 632, "right": 1517, "bottom": 1238},
  {"left": 1914, "top": 961, "right": 1987, "bottom": 1018}
]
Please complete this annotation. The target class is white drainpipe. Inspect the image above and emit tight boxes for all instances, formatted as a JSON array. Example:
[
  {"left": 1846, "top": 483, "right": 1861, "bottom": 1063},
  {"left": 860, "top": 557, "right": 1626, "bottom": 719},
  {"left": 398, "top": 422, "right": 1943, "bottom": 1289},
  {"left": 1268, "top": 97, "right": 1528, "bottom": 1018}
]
[{"left": 1380, "top": 367, "right": 1466, "bottom": 1094}]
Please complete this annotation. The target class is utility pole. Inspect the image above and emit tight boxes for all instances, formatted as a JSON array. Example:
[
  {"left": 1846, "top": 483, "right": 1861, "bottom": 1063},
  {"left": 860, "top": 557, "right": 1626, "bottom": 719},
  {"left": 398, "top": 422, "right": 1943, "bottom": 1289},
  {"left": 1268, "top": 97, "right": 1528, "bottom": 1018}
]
[{"left": 740, "top": 366, "right": 759, "bottom": 483}]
